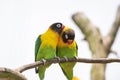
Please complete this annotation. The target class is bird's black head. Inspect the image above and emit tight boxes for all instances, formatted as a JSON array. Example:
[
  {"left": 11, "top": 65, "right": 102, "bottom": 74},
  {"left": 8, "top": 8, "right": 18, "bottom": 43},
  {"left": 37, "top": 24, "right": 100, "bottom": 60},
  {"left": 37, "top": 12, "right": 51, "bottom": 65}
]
[
  {"left": 62, "top": 29, "right": 75, "bottom": 44},
  {"left": 50, "top": 22, "right": 65, "bottom": 34}
]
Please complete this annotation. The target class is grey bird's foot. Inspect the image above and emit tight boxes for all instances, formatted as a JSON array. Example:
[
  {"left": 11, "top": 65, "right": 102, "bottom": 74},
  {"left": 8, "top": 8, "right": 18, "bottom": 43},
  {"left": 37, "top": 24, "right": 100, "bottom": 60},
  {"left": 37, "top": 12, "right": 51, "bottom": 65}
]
[
  {"left": 74, "top": 56, "right": 78, "bottom": 59},
  {"left": 63, "top": 56, "right": 68, "bottom": 61},
  {"left": 54, "top": 56, "right": 60, "bottom": 61},
  {"left": 40, "top": 58, "right": 46, "bottom": 65}
]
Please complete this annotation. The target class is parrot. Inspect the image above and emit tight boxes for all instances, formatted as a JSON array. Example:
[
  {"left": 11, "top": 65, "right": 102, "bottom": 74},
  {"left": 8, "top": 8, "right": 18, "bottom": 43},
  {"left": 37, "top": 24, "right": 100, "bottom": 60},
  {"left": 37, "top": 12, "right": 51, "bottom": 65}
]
[
  {"left": 35, "top": 22, "right": 65, "bottom": 80},
  {"left": 57, "top": 27, "right": 78, "bottom": 80}
]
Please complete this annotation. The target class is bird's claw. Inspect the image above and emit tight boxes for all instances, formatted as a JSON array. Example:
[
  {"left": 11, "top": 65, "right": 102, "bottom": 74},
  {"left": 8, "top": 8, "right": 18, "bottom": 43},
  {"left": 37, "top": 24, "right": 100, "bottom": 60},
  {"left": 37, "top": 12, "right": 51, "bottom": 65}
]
[
  {"left": 74, "top": 56, "right": 78, "bottom": 59},
  {"left": 63, "top": 56, "right": 68, "bottom": 61},
  {"left": 40, "top": 58, "right": 46, "bottom": 65},
  {"left": 54, "top": 56, "right": 60, "bottom": 61}
]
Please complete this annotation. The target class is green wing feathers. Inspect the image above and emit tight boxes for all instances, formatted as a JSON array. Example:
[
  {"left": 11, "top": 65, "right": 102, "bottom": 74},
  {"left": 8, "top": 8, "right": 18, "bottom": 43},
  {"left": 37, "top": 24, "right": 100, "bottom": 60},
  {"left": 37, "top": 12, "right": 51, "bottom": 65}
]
[
  {"left": 75, "top": 42, "right": 78, "bottom": 56},
  {"left": 35, "top": 35, "right": 41, "bottom": 73},
  {"left": 35, "top": 35, "right": 41, "bottom": 61}
]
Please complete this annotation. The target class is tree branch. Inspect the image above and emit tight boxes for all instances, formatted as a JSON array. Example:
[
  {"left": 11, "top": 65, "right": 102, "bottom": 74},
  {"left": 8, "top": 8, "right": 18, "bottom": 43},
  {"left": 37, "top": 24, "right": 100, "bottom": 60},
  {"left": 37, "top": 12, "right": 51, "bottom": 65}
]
[
  {"left": 0, "top": 67, "right": 27, "bottom": 80},
  {"left": 15, "top": 57, "right": 120, "bottom": 73},
  {"left": 72, "top": 12, "right": 107, "bottom": 58},
  {"left": 1, "top": 57, "right": 120, "bottom": 80},
  {"left": 72, "top": 5, "right": 120, "bottom": 80},
  {"left": 103, "top": 5, "right": 120, "bottom": 50}
]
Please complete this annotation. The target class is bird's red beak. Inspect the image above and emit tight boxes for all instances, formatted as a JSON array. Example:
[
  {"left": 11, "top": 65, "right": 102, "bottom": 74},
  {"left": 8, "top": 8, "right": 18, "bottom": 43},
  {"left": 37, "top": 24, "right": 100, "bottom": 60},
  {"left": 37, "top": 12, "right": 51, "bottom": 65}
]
[{"left": 67, "top": 39, "right": 73, "bottom": 44}]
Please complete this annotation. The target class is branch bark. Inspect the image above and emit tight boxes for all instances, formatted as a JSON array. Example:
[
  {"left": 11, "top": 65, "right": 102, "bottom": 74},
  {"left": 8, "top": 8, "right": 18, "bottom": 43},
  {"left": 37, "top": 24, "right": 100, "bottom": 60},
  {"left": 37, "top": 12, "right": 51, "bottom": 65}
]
[
  {"left": 1, "top": 57, "right": 120, "bottom": 80},
  {"left": 0, "top": 67, "right": 26, "bottom": 80},
  {"left": 15, "top": 57, "right": 120, "bottom": 73},
  {"left": 72, "top": 5, "right": 120, "bottom": 80},
  {"left": 103, "top": 5, "right": 120, "bottom": 51},
  {"left": 72, "top": 12, "right": 107, "bottom": 80}
]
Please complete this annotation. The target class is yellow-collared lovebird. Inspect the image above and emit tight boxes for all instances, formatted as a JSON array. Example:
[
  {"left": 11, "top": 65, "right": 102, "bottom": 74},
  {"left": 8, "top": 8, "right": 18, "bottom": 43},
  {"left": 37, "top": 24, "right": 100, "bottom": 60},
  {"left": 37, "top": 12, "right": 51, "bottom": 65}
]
[
  {"left": 35, "top": 22, "right": 65, "bottom": 80},
  {"left": 57, "top": 27, "right": 78, "bottom": 80}
]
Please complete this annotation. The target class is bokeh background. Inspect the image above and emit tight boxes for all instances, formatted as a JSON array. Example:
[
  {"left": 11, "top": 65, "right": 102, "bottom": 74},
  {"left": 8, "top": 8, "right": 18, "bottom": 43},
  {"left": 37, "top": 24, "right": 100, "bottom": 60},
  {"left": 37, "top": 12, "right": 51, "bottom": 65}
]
[{"left": 0, "top": 0, "right": 120, "bottom": 80}]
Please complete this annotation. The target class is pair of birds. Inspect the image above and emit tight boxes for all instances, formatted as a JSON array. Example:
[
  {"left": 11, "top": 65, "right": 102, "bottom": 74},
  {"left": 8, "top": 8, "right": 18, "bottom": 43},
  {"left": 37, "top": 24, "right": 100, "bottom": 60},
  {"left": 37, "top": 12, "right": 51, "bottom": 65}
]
[{"left": 35, "top": 22, "right": 78, "bottom": 80}]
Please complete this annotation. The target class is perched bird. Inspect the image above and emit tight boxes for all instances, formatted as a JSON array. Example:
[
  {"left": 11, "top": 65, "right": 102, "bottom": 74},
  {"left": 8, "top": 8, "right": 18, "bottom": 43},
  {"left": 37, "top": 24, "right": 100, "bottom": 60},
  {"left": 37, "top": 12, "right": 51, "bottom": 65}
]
[
  {"left": 57, "top": 27, "right": 78, "bottom": 80},
  {"left": 35, "top": 22, "right": 65, "bottom": 80}
]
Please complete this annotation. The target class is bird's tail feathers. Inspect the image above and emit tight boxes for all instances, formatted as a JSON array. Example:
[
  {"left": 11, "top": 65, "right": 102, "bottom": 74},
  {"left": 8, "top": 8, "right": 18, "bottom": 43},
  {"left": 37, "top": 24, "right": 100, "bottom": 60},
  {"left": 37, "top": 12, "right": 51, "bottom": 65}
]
[
  {"left": 61, "top": 67, "right": 73, "bottom": 80},
  {"left": 39, "top": 66, "right": 46, "bottom": 80}
]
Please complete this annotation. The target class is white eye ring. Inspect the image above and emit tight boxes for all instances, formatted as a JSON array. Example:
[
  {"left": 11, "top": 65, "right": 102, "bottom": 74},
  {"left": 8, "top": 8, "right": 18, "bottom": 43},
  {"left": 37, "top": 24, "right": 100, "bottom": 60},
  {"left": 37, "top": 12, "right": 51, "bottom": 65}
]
[
  {"left": 56, "top": 24, "right": 61, "bottom": 28},
  {"left": 65, "top": 34, "right": 68, "bottom": 39}
]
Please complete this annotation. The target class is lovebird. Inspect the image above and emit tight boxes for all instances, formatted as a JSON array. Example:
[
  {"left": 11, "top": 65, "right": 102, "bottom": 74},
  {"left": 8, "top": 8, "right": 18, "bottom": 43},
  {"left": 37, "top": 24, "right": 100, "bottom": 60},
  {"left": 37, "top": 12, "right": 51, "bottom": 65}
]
[
  {"left": 35, "top": 22, "right": 65, "bottom": 80},
  {"left": 57, "top": 27, "right": 78, "bottom": 80}
]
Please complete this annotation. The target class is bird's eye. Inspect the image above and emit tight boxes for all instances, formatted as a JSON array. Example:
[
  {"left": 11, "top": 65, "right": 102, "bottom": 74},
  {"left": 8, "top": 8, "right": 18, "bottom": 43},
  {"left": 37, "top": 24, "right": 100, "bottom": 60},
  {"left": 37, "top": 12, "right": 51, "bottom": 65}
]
[
  {"left": 56, "top": 24, "right": 62, "bottom": 28},
  {"left": 65, "top": 34, "right": 68, "bottom": 39}
]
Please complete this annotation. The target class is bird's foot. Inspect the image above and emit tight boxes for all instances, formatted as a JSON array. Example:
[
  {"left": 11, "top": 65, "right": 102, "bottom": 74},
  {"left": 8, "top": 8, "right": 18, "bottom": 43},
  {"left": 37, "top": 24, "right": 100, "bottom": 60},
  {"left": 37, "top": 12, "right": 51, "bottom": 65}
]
[
  {"left": 74, "top": 56, "right": 78, "bottom": 59},
  {"left": 40, "top": 58, "right": 46, "bottom": 65},
  {"left": 63, "top": 56, "right": 68, "bottom": 61},
  {"left": 54, "top": 56, "right": 60, "bottom": 61}
]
